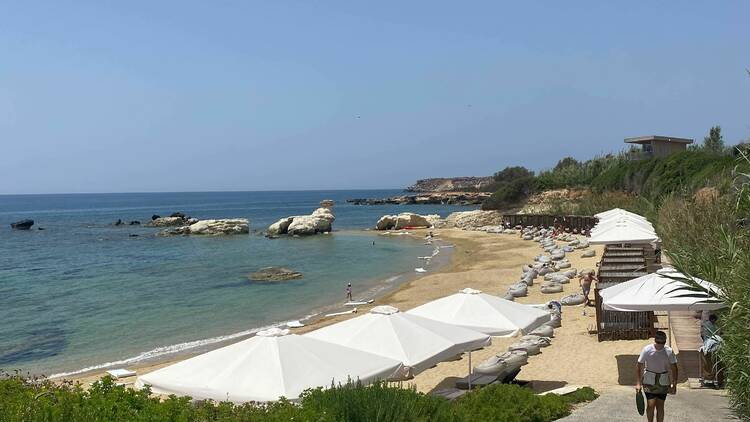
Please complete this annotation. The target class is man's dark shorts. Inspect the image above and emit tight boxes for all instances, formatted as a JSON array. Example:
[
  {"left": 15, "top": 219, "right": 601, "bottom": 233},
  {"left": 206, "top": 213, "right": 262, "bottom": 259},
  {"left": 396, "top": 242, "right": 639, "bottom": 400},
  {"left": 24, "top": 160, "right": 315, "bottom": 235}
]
[{"left": 644, "top": 392, "right": 667, "bottom": 401}]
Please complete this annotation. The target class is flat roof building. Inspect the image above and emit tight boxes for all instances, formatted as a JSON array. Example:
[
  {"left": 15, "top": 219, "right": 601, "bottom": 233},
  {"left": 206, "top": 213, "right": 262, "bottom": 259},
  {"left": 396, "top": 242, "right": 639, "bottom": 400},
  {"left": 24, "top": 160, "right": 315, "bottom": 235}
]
[{"left": 625, "top": 135, "right": 694, "bottom": 158}]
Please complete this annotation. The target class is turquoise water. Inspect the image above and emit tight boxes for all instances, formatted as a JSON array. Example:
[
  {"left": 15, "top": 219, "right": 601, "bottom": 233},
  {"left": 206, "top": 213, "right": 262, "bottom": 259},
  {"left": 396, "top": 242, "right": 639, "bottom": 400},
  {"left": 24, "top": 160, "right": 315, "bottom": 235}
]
[{"left": 0, "top": 191, "right": 472, "bottom": 376}]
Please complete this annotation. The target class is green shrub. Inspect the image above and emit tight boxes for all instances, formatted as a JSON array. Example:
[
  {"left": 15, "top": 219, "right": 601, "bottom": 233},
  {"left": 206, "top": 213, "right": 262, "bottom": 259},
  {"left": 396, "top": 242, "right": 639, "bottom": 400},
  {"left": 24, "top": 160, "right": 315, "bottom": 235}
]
[{"left": 0, "top": 373, "right": 598, "bottom": 422}]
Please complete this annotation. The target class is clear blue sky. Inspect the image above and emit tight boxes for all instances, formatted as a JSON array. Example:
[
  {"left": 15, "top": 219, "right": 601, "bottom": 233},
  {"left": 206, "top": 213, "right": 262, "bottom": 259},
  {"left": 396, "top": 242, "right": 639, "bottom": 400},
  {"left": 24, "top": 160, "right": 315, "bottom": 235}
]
[{"left": 1, "top": 1, "right": 748, "bottom": 194}]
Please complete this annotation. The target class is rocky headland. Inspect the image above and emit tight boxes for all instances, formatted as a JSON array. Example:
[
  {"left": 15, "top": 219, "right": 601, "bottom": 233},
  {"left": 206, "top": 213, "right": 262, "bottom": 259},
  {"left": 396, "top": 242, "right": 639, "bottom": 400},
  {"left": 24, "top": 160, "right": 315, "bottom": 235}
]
[
  {"left": 267, "top": 201, "right": 336, "bottom": 237},
  {"left": 348, "top": 191, "right": 489, "bottom": 206},
  {"left": 406, "top": 176, "right": 494, "bottom": 192}
]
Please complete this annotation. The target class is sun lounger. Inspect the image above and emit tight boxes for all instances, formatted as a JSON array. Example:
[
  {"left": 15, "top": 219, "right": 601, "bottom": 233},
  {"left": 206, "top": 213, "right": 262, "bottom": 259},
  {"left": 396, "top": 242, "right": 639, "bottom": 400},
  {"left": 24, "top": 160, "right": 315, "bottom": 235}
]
[
  {"left": 431, "top": 388, "right": 468, "bottom": 400},
  {"left": 455, "top": 373, "right": 500, "bottom": 390}
]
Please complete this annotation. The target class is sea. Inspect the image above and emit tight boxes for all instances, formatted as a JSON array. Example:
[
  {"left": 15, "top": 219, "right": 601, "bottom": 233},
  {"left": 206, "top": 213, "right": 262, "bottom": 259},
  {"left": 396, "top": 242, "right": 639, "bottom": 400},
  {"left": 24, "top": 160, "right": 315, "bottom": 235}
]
[{"left": 0, "top": 190, "right": 475, "bottom": 377}]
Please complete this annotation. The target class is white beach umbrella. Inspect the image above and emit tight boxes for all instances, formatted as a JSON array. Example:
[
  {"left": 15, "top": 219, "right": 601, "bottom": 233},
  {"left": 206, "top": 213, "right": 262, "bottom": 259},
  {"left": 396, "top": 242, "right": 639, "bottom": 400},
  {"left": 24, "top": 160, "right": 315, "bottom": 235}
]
[
  {"left": 589, "top": 223, "right": 659, "bottom": 244},
  {"left": 305, "top": 305, "right": 491, "bottom": 377},
  {"left": 599, "top": 267, "right": 723, "bottom": 312},
  {"left": 405, "top": 288, "right": 550, "bottom": 337},
  {"left": 134, "top": 328, "right": 405, "bottom": 403},
  {"left": 600, "top": 267, "right": 724, "bottom": 349}
]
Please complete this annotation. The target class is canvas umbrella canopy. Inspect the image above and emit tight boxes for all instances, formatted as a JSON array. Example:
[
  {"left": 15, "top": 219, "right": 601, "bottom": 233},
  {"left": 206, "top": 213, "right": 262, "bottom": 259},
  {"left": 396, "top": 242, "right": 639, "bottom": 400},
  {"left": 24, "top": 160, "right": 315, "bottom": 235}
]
[
  {"left": 592, "top": 216, "right": 654, "bottom": 233},
  {"left": 589, "top": 223, "right": 659, "bottom": 244},
  {"left": 405, "top": 288, "right": 550, "bottom": 337},
  {"left": 595, "top": 208, "right": 649, "bottom": 221},
  {"left": 305, "top": 305, "right": 491, "bottom": 377},
  {"left": 599, "top": 267, "right": 723, "bottom": 312},
  {"left": 600, "top": 267, "right": 724, "bottom": 350},
  {"left": 135, "top": 328, "right": 405, "bottom": 403}
]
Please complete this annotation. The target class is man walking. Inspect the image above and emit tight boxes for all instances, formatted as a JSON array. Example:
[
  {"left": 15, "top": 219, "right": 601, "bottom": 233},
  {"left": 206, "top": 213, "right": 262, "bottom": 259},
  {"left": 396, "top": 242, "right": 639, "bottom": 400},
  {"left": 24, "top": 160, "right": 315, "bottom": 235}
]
[{"left": 635, "top": 331, "right": 678, "bottom": 422}]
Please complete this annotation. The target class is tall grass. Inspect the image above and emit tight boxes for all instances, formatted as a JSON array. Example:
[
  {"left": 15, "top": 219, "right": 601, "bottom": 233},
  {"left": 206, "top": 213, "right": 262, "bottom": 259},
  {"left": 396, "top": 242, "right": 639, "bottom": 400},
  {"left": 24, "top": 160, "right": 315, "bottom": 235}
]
[{"left": 654, "top": 156, "right": 750, "bottom": 419}]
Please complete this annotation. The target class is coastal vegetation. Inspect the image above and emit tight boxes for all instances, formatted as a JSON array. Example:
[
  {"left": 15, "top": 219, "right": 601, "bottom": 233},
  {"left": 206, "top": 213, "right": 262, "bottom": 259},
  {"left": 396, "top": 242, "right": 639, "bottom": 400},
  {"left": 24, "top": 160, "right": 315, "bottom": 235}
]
[
  {"left": 0, "top": 374, "right": 597, "bottom": 422},
  {"left": 480, "top": 125, "right": 750, "bottom": 418}
]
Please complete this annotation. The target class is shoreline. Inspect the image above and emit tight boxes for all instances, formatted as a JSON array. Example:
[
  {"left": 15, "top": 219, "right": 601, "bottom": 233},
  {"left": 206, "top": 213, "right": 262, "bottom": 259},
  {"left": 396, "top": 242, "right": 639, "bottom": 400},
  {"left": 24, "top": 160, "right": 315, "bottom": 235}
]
[
  {"left": 52, "top": 229, "right": 454, "bottom": 382},
  {"left": 65, "top": 227, "right": 652, "bottom": 396}
]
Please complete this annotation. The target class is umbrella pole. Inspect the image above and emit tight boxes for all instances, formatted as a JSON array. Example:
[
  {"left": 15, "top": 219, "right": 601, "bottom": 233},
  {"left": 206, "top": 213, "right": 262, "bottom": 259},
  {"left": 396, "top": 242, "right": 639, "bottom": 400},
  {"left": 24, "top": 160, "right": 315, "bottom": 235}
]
[
  {"left": 667, "top": 311, "right": 672, "bottom": 347},
  {"left": 468, "top": 351, "right": 472, "bottom": 389}
]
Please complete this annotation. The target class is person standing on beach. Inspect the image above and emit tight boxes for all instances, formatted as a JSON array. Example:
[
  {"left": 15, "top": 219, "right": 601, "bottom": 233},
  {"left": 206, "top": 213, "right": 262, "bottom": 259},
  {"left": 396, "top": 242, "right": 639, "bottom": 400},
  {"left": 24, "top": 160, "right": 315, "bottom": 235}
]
[
  {"left": 346, "top": 283, "right": 353, "bottom": 301},
  {"left": 579, "top": 271, "right": 596, "bottom": 306},
  {"left": 635, "top": 331, "right": 678, "bottom": 422}
]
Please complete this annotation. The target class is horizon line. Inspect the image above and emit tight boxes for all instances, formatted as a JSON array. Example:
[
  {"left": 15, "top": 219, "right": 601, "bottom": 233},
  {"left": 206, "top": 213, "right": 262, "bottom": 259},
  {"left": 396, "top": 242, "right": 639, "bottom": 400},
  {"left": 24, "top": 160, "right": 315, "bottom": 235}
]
[{"left": 0, "top": 187, "right": 412, "bottom": 197}]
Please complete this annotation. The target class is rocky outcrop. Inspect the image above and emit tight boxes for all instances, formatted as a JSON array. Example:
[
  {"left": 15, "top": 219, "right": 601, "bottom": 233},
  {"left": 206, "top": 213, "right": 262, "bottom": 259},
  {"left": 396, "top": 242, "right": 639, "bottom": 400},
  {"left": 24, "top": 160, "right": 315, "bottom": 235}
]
[
  {"left": 151, "top": 216, "right": 189, "bottom": 227},
  {"left": 10, "top": 219, "right": 34, "bottom": 230},
  {"left": 159, "top": 218, "right": 249, "bottom": 236},
  {"left": 287, "top": 207, "right": 334, "bottom": 235},
  {"left": 375, "top": 213, "right": 440, "bottom": 230},
  {"left": 348, "top": 192, "right": 489, "bottom": 206},
  {"left": 267, "top": 201, "right": 336, "bottom": 236},
  {"left": 267, "top": 217, "right": 295, "bottom": 236},
  {"left": 249, "top": 267, "right": 303, "bottom": 282},
  {"left": 406, "top": 177, "right": 494, "bottom": 192},
  {"left": 444, "top": 210, "right": 504, "bottom": 230}
]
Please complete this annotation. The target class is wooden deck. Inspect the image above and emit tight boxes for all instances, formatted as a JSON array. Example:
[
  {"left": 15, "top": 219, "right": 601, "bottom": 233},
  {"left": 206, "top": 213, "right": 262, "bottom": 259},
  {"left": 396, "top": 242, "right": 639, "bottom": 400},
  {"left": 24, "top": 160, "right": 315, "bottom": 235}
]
[{"left": 670, "top": 311, "right": 703, "bottom": 379}]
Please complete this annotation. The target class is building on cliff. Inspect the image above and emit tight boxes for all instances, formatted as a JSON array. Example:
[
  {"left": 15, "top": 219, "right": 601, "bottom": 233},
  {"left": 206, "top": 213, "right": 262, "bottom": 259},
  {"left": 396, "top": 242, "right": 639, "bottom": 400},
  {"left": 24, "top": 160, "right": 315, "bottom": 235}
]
[{"left": 624, "top": 135, "right": 693, "bottom": 158}]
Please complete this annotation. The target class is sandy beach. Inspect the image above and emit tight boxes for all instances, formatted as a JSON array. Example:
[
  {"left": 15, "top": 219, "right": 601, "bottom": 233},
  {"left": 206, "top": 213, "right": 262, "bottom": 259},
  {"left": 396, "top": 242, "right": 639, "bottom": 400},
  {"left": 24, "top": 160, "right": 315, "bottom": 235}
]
[{"left": 68, "top": 228, "right": 654, "bottom": 395}]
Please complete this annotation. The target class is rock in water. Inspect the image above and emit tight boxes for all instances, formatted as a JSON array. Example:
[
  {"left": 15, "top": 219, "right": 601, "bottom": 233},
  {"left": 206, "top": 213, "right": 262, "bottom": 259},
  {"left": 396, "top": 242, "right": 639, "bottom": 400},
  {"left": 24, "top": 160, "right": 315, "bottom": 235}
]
[
  {"left": 249, "top": 267, "right": 303, "bottom": 282},
  {"left": 375, "top": 213, "right": 437, "bottom": 230},
  {"left": 267, "top": 217, "right": 295, "bottom": 236},
  {"left": 187, "top": 219, "right": 249, "bottom": 235},
  {"left": 287, "top": 208, "right": 335, "bottom": 235},
  {"left": 150, "top": 216, "right": 188, "bottom": 227},
  {"left": 10, "top": 219, "right": 34, "bottom": 230},
  {"left": 267, "top": 205, "right": 336, "bottom": 236}
]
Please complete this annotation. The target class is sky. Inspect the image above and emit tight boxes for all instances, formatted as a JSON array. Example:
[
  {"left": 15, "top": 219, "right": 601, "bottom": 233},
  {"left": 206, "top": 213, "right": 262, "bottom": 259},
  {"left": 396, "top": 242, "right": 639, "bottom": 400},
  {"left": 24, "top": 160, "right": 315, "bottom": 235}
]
[{"left": 1, "top": 1, "right": 749, "bottom": 194}]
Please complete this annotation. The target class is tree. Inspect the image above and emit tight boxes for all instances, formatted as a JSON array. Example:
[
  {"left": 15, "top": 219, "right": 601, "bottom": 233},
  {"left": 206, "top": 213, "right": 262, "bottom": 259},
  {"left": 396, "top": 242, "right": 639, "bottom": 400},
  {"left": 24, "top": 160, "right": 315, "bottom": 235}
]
[
  {"left": 553, "top": 157, "right": 581, "bottom": 171},
  {"left": 493, "top": 166, "right": 534, "bottom": 183},
  {"left": 703, "top": 125, "right": 725, "bottom": 153}
]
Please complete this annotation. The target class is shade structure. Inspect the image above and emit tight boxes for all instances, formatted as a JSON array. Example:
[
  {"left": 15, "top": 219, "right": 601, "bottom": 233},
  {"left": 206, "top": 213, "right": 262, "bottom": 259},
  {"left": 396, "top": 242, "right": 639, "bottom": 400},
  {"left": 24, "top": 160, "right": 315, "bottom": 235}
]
[
  {"left": 589, "top": 223, "right": 659, "bottom": 244},
  {"left": 134, "top": 328, "right": 405, "bottom": 403},
  {"left": 595, "top": 208, "right": 649, "bottom": 222},
  {"left": 600, "top": 267, "right": 724, "bottom": 312},
  {"left": 405, "top": 288, "right": 550, "bottom": 337},
  {"left": 592, "top": 216, "right": 654, "bottom": 234},
  {"left": 305, "top": 305, "right": 491, "bottom": 376}
]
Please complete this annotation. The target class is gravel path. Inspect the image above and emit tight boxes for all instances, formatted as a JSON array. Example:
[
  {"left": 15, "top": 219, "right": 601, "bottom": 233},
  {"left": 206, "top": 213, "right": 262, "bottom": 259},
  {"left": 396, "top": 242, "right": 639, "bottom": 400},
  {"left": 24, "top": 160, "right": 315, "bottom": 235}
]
[{"left": 559, "top": 386, "right": 738, "bottom": 421}]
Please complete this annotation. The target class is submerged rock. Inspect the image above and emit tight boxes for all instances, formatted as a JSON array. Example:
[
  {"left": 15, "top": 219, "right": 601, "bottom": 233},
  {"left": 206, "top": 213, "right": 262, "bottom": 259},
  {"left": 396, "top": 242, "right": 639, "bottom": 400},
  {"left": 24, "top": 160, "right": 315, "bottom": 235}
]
[
  {"left": 249, "top": 266, "right": 303, "bottom": 282},
  {"left": 10, "top": 219, "right": 34, "bottom": 230}
]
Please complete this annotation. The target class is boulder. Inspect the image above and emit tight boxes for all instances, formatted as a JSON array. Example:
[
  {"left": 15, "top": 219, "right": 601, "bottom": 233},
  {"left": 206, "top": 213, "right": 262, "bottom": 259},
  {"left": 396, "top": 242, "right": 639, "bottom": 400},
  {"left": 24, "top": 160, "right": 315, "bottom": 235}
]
[
  {"left": 319, "top": 199, "right": 335, "bottom": 208},
  {"left": 375, "top": 213, "right": 433, "bottom": 230},
  {"left": 151, "top": 214, "right": 161, "bottom": 220},
  {"left": 267, "top": 217, "right": 295, "bottom": 236},
  {"left": 266, "top": 206, "right": 336, "bottom": 237},
  {"left": 170, "top": 212, "right": 187, "bottom": 218},
  {"left": 129, "top": 220, "right": 141, "bottom": 225},
  {"left": 443, "top": 210, "right": 504, "bottom": 230},
  {"left": 249, "top": 267, "right": 303, "bottom": 282},
  {"left": 187, "top": 219, "right": 249, "bottom": 235},
  {"left": 10, "top": 219, "right": 34, "bottom": 230},
  {"left": 114, "top": 219, "right": 124, "bottom": 226},
  {"left": 287, "top": 208, "right": 335, "bottom": 235},
  {"left": 150, "top": 216, "right": 188, "bottom": 227}
]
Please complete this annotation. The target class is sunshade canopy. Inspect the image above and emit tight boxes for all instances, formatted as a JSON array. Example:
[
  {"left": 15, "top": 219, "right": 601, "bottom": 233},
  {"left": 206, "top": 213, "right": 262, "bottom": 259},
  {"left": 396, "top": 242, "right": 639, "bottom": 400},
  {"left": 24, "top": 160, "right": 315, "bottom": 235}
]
[
  {"left": 305, "top": 305, "right": 491, "bottom": 376},
  {"left": 135, "top": 328, "right": 405, "bottom": 403},
  {"left": 595, "top": 208, "right": 649, "bottom": 222},
  {"left": 405, "top": 288, "right": 550, "bottom": 337},
  {"left": 592, "top": 216, "right": 654, "bottom": 234},
  {"left": 600, "top": 267, "right": 724, "bottom": 312},
  {"left": 589, "top": 223, "right": 659, "bottom": 244}
]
